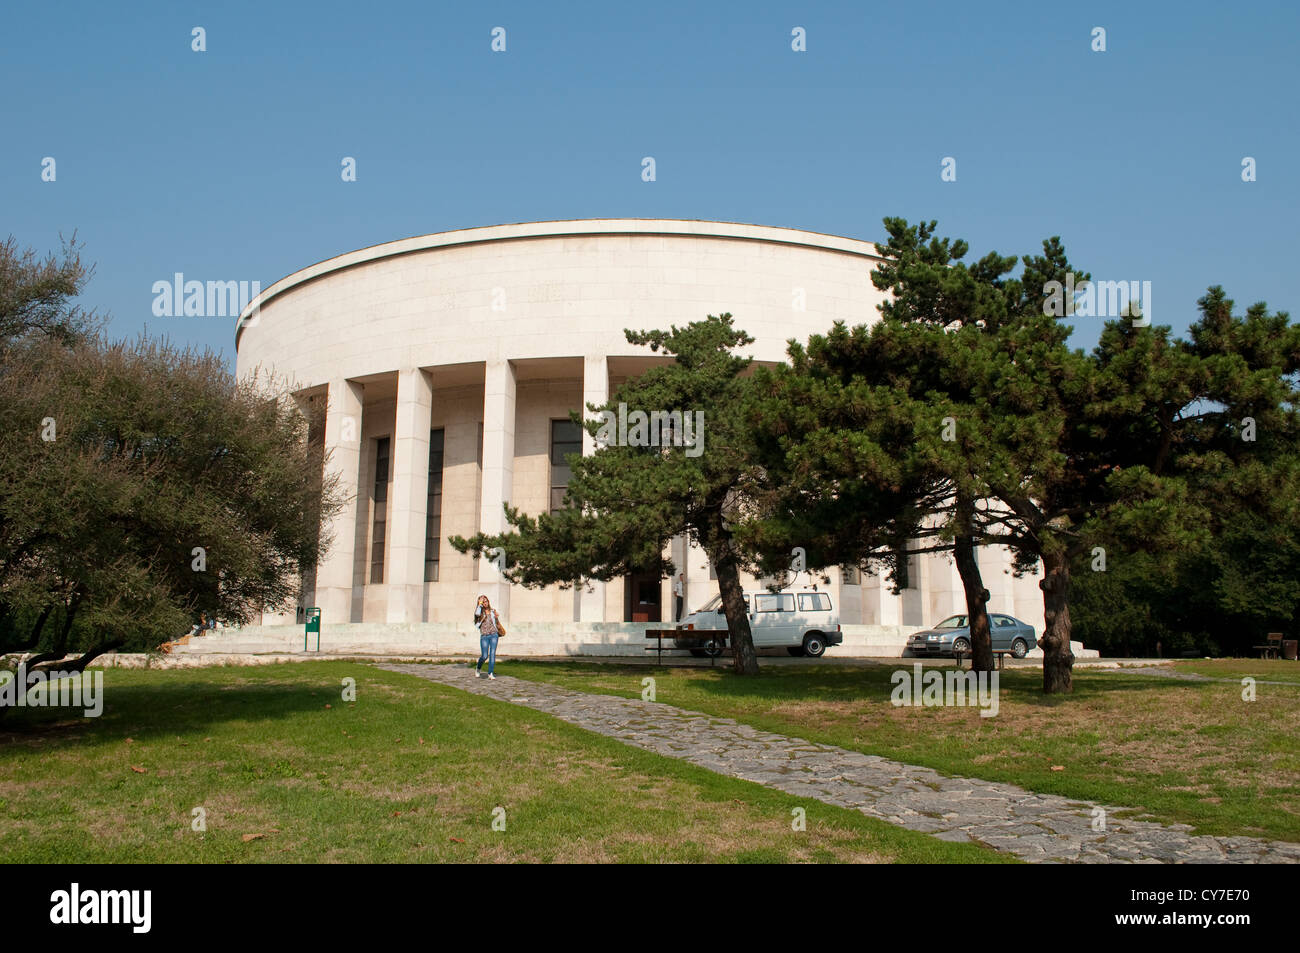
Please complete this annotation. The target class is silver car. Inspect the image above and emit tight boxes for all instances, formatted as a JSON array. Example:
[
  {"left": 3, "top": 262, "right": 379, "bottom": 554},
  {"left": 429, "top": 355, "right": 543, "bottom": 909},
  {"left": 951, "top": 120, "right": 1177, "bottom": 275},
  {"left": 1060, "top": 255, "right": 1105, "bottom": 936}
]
[{"left": 906, "top": 613, "right": 1036, "bottom": 659}]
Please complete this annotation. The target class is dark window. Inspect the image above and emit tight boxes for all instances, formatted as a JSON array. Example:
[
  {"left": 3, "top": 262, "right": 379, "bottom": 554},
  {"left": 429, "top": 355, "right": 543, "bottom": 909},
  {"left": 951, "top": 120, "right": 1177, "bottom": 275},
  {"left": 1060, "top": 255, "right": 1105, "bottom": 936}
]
[
  {"left": 550, "top": 418, "right": 583, "bottom": 512},
  {"left": 901, "top": 548, "right": 920, "bottom": 590},
  {"left": 370, "top": 436, "right": 390, "bottom": 584},
  {"left": 473, "top": 422, "right": 483, "bottom": 583},
  {"left": 424, "top": 429, "right": 445, "bottom": 582}
]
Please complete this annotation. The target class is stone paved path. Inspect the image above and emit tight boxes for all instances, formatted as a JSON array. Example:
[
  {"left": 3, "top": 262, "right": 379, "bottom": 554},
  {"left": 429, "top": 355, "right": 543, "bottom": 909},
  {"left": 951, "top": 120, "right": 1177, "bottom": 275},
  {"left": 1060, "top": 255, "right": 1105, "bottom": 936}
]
[{"left": 378, "top": 663, "right": 1300, "bottom": 864}]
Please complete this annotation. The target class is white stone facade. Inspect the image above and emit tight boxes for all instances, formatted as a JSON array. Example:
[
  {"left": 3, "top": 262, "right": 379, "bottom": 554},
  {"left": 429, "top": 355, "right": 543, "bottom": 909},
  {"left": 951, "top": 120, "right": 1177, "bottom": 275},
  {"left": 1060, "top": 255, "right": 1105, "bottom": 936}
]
[{"left": 235, "top": 220, "right": 1046, "bottom": 634}]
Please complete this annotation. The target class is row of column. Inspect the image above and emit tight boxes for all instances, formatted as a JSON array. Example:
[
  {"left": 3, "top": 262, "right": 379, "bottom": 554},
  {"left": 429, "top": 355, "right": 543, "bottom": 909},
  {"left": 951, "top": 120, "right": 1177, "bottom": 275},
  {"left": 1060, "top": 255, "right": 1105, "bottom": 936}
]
[
  {"left": 313, "top": 357, "right": 609, "bottom": 625},
  {"left": 306, "top": 359, "right": 1003, "bottom": 629}
]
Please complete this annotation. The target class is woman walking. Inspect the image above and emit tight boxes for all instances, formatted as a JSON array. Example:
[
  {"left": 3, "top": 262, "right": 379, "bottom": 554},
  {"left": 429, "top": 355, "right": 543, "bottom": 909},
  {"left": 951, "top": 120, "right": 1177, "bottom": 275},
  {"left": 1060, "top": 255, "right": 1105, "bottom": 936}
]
[{"left": 474, "top": 594, "right": 505, "bottom": 679}]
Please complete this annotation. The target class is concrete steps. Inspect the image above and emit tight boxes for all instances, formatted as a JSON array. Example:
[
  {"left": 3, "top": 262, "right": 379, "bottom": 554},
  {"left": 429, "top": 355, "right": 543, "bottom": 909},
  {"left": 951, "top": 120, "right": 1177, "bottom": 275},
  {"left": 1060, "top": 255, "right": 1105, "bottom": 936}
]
[{"left": 172, "top": 622, "right": 1097, "bottom": 660}]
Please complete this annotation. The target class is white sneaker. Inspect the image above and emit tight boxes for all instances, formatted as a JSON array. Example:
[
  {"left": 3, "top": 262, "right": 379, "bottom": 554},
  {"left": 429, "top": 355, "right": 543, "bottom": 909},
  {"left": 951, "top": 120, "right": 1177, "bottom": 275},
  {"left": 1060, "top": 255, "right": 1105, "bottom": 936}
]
[
  {"left": 488, "top": 674, "right": 496, "bottom": 680},
  {"left": 474, "top": 670, "right": 482, "bottom": 678}
]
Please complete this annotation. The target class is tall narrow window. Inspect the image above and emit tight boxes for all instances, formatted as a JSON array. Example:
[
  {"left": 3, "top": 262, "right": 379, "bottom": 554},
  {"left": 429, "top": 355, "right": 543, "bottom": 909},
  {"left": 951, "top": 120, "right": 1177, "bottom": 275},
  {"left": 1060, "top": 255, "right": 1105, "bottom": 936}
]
[
  {"left": 472, "top": 422, "right": 484, "bottom": 581},
  {"left": 550, "top": 418, "right": 583, "bottom": 513},
  {"left": 424, "top": 429, "right": 446, "bottom": 582},
  {"left": 370, "top": 436, "right": 390, "bottom": 584},
  {"left": 903, "top": 548, "right": 920, "bottom": 589}
]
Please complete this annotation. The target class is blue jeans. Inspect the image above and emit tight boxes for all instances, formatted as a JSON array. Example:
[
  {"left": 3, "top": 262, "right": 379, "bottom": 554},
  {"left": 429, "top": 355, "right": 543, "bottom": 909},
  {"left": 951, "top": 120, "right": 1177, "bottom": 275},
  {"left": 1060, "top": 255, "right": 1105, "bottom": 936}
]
[{"left": 478, "top": 634, "right": 499, "bottom": 674}]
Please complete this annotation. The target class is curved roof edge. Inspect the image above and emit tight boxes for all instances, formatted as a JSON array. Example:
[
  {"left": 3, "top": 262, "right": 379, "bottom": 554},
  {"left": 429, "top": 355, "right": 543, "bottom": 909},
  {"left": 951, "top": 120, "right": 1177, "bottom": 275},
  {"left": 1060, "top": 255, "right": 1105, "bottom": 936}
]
[{"left": 235, "top": 218, "right": 885, "bottom": 349}]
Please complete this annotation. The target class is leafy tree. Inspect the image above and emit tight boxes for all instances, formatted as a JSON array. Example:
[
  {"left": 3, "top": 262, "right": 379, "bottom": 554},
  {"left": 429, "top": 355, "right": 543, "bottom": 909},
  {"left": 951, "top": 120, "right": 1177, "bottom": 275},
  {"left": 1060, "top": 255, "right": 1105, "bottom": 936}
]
[
  {"left": 0, "top": 242, "right": 341, "bottom": 687},
  {"left": 1073, "top": 290, "right": 1300, "bottom": 657},
  {"left": 0, "top": 233, "right": 98, "bottom": 347},
  {"left": 451, "top": 315, "right": 773, "bottom": 674}
]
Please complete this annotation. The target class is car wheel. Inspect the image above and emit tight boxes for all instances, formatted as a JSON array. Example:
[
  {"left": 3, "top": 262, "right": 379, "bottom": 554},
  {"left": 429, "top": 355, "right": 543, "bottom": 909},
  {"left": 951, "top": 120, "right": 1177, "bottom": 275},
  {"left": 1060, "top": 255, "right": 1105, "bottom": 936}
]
[
  {"left": 704, "top": 637, "right": 724, "bottom": 658},
  {"left": 802, "top": 633, "right": 826, "bottom": 658},
  {"left": 787, "top": 646, "right": 806, "bottom": 657},
  {"left": 952, "top": 637, "right": 971, "bottom": 657},
  {"left": 1011, "top": 638, "right": 1029, "bottom": 659},
  {"left": 689, "top": 648, "right": 706, "bottom": 658}
]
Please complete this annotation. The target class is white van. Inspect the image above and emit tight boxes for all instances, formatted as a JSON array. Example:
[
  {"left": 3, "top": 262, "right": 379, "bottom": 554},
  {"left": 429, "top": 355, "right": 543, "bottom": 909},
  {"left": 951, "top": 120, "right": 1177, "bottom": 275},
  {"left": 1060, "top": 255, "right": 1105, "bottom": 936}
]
[{"left": 674, "top": 589, "right": 842, "bottom": 657}]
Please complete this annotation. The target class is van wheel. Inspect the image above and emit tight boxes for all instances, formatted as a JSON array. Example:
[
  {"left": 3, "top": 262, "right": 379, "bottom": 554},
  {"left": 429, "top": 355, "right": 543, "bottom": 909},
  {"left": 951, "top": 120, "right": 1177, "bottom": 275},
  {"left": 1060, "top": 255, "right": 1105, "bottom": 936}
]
[
  {"left": 802, "top": 633, "right": 826, "bottom": 658},
  {"left": 1011, "top": 638, "right": 1029, "bottom": 659},
  {"left": 787, "top": 646, "right": 806, "bottom": 657},
  {"left": 704, "top": 638, "right": 724, "bottom": 658}
]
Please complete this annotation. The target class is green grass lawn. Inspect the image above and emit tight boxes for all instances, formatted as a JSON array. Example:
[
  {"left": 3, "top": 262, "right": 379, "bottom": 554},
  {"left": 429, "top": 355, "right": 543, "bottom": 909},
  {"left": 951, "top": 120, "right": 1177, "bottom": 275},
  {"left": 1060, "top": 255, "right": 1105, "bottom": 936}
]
[
  {"left": 0, "top": 662, "right": 1005, "bottom": 863},
  {"left": 500, "top": 658, "right": 1300, "bottom": 843},
  {"left": 1173, "top": 658, "right": 1300, "bottom": 684}
]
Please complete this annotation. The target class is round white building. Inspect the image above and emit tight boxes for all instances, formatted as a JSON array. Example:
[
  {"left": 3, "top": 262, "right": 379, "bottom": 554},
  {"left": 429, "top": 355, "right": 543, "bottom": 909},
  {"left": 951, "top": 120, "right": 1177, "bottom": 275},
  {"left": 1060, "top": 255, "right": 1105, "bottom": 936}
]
[{"left": 234, "top": 219, "right": 1046, "bottom": 655}]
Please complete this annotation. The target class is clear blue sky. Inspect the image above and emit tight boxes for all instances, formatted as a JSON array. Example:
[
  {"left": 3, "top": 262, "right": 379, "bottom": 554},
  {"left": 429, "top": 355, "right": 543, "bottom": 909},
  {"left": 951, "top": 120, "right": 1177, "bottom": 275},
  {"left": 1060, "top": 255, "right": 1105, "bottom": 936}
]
[{"left": 4, "top": 0, "right": 1296, "bottom": 366}]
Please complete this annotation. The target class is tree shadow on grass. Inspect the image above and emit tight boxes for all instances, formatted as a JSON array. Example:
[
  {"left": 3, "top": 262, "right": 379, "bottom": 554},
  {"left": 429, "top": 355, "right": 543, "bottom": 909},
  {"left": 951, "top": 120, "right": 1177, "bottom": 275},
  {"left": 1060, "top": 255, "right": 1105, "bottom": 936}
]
[
  {"left": 0, "top": 667, "right": 382, "bottom": 751},
  {"left": 526, "top": 659, "right": 1213, "bottom": 710}
]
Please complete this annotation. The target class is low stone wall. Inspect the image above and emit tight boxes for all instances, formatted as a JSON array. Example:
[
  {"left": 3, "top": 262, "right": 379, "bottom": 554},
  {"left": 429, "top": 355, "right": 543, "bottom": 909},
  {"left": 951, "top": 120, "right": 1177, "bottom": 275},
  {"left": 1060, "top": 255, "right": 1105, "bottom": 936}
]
[{"left": 166, "top": 622, "right": 1097, "bottom": 659}]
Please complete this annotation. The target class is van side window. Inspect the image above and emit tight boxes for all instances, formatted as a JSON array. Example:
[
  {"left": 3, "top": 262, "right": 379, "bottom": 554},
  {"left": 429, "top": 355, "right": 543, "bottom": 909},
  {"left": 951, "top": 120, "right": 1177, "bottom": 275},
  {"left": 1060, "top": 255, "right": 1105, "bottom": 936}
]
[
  {"left": 755, "top": 594, "right": 794, "bottom": 612},
  {"left": 798, "top": 593, "right": 831, "bottom": 611}
]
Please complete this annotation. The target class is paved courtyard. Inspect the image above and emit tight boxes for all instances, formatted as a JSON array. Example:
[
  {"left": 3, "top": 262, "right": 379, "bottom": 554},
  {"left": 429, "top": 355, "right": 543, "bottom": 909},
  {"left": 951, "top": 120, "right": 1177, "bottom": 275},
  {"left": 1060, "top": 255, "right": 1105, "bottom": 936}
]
[{"left": 379, "top": 662, "right": 1300, "bottom": 864}]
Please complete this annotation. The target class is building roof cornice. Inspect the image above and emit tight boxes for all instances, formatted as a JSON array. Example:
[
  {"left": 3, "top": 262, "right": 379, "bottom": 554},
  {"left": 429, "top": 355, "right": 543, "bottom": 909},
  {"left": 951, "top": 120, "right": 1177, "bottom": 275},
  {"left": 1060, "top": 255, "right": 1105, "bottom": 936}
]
[{"left": 235, "top": 218, "right": 884, "bottom": 348}]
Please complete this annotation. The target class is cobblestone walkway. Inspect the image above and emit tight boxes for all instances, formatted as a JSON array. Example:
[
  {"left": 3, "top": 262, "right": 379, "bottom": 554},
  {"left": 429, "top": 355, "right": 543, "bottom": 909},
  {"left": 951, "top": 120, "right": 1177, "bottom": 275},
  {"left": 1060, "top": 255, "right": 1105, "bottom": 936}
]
[{"left": 378, "top": 663, "right": 1300, "bottom": 864}]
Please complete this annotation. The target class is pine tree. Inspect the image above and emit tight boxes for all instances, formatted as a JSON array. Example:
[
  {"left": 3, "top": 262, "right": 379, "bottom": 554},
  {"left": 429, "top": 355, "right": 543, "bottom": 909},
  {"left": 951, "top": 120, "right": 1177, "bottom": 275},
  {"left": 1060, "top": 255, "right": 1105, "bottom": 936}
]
[{"left": 450, "top": 315, "right": 772, "bottom": 674}]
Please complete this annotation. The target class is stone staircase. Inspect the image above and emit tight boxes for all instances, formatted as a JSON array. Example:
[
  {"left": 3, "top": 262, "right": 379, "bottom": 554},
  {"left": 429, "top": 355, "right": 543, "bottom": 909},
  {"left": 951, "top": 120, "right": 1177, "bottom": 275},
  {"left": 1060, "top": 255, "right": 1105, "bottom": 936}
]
[{"left": 171, "top": 622, "right": 1096, "bottom": 659}]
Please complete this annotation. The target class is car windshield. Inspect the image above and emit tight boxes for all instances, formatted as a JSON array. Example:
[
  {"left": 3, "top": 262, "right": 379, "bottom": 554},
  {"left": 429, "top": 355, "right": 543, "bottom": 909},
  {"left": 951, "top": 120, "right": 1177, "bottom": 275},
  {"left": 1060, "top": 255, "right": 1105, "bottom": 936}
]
[
  {"left": 697, "top": 594, "right": 749, "bottom": 613},
  {"left": 934, "top": 615, "right": 967, "bottom": 628}
]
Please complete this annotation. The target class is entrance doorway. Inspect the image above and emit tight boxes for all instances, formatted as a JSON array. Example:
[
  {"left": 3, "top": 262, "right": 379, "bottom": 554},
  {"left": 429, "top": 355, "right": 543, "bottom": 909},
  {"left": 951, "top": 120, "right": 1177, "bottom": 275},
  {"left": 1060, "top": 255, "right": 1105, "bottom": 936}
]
[{"left": 624, "top": 572, "right": 662, "bottom": 623}]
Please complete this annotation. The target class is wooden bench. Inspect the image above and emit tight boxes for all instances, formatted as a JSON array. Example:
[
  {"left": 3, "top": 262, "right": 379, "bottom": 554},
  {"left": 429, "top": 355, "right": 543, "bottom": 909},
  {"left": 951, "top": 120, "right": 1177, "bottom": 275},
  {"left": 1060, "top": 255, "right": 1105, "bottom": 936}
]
[
  {"left": 646, "top": 629, "right": 725, "bottom": 666},
  {"left": 1255, "top": 632, "right": 1284, "bottom": 660},
  {"left": 952, "top": 647, "right": 1013, "bottom": 670}
]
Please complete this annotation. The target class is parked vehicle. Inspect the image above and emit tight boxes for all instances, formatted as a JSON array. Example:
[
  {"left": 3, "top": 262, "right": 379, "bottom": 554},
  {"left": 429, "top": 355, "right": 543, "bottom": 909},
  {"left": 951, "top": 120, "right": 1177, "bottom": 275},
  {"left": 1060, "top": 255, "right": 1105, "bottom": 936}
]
[
  {"left": 675, "top": 590, "right": 842, "bottom": 658},
  {"left": 905, "top": 613, "right": 1036, "bottom": 659}
]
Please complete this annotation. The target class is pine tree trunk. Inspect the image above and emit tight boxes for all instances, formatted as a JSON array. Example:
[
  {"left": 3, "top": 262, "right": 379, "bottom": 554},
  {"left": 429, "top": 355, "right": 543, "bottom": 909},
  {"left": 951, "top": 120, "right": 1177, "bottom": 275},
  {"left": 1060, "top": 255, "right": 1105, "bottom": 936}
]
[
  {"left": 954, "top": 495, "right": 994, "bottom": 672},
  {"left": 1040, "top": 550, "right": 1074, "bottom": 694},
  {"left": 714, "top": 556, "right": 760, "bottom": 676}
]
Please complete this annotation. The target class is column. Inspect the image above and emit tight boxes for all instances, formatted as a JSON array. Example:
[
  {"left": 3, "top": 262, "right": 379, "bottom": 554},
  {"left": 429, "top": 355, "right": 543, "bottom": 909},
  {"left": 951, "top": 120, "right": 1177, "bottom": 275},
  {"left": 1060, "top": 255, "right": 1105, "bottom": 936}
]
[
  {"left": 478, "top": 359, "right": 516, "bottom": 617},
  {"left": 900, "top": 542, "right": 924, "bottom": 627},
  {"left": 686, "top": 536, "right": 712, "bottom": 616},
  {"left": 863, "top": 570, "right": 902, "bottom": 626},
  {"left": 386, "top": 368, "right": 434, "bottom": 623},
  {"left": 317, "top": 379, "right": 364, "bottom": 624},
  {"left": 578, "top": 354, "right": 608, "bottom": 621},
  {"left": 930, "top": 553, "right": 965, "bottom": 622},
  {"left": 982, "top": 542, "right": 1016, "bottom": 616}
]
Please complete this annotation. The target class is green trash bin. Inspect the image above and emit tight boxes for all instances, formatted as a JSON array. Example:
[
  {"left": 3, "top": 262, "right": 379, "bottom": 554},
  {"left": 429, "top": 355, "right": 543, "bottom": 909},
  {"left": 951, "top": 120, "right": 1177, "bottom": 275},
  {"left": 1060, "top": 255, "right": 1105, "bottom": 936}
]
[{"left": 304, "top": 608, "right": 320, "bottom": 652}]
